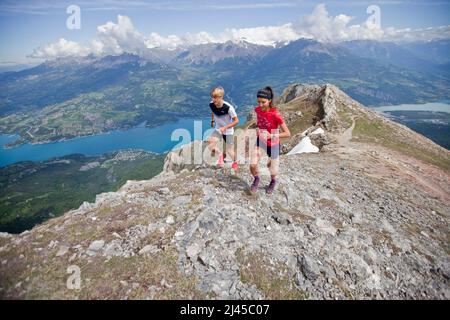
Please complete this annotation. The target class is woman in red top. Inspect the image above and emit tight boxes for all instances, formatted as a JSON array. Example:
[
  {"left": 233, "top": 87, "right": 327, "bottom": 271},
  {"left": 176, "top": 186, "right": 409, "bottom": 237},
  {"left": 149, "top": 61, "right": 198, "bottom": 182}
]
[{"left": 250, "top": 87, "right": 290, "bottom": 194}]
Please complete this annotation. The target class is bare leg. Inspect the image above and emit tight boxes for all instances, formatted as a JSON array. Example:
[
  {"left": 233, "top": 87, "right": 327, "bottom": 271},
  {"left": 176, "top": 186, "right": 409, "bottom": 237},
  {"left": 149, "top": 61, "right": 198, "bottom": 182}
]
[
  {"left": 267, "top": 159, "right": 279, "bottom": 177},
  {"left": 226, "top": 143, "right": 237, "bottom": 163},
  {"left": 250, "top": 146, "right": 261, "bottom": 177},
  {"left": 207, "top": 136, "right": 222, "bottom": 156},
  {"left": 248, "top": 146, "right": 261, "bottom": 191}
]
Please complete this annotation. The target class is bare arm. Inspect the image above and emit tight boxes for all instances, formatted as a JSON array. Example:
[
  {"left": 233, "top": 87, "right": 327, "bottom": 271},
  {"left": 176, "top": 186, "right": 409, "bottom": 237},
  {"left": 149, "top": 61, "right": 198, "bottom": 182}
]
[
  {"left": 270, "top": 122, "right": 290, "bottom": 140},
  {"left": 219, "top": 116, "right": 239, "bottom": 132}
]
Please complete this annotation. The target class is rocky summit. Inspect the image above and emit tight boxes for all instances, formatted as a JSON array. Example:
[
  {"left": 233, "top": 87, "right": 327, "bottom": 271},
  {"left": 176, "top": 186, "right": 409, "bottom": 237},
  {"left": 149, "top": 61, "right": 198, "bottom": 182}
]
[{"left": 0, "top": 84, "right": 449, "bottom": 299}]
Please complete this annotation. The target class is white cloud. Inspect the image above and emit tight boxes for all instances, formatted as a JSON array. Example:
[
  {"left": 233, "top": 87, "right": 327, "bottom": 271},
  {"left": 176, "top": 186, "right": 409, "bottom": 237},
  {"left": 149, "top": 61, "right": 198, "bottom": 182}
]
[
  {"left": 182, "top": 31, "right": 217, "bottom": 46},
  {"left": 217, "top": 23, "right": 300, "bottom": 46},
  {"left": 384, "top": 25, "right": 450, "bottom": 42},
  {"left": 293, "top": 3, "right": 384, "bottom": 42},
  {"left": 30, "top": 15, "right": 150, "bottom": 58},
  {"left": 95, "top": 15, "right": 147, "bottom": 55},
  {"left": 145, "top": 32, "right": 183, "bottom": 50},
  {"left": 30, "top": 38, "right": 91, "bottom": 58},
  {"left": 290, "top": 3, "right": 449, "bottom": 42},
  {"left": 29, "top": 4, "right": 450, "bottom": 59}
]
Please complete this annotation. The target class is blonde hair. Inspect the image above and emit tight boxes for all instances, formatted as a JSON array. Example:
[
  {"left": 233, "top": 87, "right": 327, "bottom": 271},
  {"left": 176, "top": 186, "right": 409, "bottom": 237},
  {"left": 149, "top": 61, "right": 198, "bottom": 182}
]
[{"left": 210, "top": 86, "right": 224, "bottom": 97}]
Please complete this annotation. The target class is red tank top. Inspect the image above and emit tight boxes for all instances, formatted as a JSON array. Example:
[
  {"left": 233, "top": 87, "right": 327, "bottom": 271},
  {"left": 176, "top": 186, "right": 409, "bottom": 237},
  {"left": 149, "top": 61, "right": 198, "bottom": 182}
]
[{"left": 254, "top": 106, "right": 285, "bottom": 146}]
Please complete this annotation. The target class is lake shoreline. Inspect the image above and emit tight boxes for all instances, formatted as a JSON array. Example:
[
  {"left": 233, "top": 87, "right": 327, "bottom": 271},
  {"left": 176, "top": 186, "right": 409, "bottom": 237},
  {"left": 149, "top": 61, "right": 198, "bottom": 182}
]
[
  {"left": 372, "top": 101, "right": 450, "bottom": 113},
  {"left": 0, "top": 117, "right": 213, "bottom": 167},
  {"left": 1, "top": 102, "right": 448, "bottom": 167},
  {"left": 1, "top": 120, "right": 172, "bottom": 150}
]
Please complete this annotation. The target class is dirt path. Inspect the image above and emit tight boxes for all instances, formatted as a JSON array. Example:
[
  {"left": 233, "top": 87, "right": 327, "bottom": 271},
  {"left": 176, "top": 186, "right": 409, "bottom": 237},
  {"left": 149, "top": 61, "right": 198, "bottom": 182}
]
[{"left": 337, "top": 115, "right": 356, "bottom": 147}]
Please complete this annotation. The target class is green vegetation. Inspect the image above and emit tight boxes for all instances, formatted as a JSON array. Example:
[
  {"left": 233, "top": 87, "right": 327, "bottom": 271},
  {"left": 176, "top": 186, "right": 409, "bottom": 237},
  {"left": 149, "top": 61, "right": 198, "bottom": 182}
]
[
  {"left": 1, "top": 49, "right": 448, "bottom": 147},
  {"left": 352, "top": 117, "right": 450, "bottom": 171},
  {"left": 0, "top": 62, "right": 214, "bottom": 147},
  {"left": 383, "top": 111, "right": 450, "bottom": 150},
  {"left": 0, "top": 150, "right": 165, "bottom": 233}
]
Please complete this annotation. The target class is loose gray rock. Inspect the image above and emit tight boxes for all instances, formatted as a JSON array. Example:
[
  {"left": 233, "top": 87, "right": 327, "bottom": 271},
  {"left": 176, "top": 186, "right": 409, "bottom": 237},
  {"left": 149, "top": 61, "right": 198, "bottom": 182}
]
[{"left": 86, "top": 240, "right": 105, "bottom": 256}]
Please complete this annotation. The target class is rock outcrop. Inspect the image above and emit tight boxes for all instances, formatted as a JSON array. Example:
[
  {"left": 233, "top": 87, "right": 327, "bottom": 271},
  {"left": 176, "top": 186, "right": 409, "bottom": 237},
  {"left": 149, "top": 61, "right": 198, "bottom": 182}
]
[{"left": 0, "top": 84, "right": 449, "bottom": 300}]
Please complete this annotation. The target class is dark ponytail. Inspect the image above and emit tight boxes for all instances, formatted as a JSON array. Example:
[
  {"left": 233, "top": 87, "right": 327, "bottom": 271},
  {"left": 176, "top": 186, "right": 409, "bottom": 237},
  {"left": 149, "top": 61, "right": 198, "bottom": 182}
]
[
  {"left": 257, "top": 86, "right": 275, "bottom": 108},
  {"left": 265, "top": 86, "right": 274, "bottom": 108}
]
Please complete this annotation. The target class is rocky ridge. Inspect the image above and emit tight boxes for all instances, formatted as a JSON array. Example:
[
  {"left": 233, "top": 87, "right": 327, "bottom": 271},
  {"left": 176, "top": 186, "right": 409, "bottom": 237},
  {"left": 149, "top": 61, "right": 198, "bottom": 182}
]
[{"left": 0, "top": 84, "right": 449, "bottom": 299}]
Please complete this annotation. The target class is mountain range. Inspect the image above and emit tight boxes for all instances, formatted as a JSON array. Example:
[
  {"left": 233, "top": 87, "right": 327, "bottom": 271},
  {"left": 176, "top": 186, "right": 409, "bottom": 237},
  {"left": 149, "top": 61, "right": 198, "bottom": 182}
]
[{"left": 0, "top": 38, "right": 449, "bottom": 147}]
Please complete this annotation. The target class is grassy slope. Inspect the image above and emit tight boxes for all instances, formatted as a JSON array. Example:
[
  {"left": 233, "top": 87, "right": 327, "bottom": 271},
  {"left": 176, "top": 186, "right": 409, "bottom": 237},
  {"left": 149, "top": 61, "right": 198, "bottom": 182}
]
[
  {"left": 336, "top": 104, "right": 450, "bottom": 172},
  {"left": 0, "top": 152, "right": 165, "bottom": 233}
]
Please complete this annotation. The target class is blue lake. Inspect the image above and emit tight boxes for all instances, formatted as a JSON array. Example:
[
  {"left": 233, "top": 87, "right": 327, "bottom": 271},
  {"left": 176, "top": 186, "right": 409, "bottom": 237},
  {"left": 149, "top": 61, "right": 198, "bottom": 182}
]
[
  {"left": 0, "top": 118, "right": 215, "bottom": 167},
  {"left": 373, "top": 102, "right": 450, "bottom": 113},
  {"left": 1, "top": 102, "right": 449, "bottom": 167}
]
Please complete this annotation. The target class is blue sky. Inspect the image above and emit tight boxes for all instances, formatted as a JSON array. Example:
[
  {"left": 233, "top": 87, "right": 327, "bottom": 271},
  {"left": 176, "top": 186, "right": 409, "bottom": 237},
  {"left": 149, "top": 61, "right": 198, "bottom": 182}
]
[{"left": 1, "top": 0, "right": 449, "bottom": 66}]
